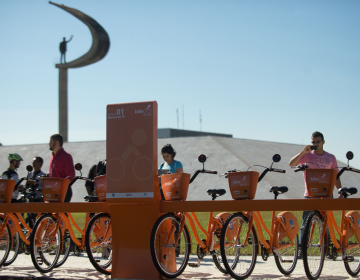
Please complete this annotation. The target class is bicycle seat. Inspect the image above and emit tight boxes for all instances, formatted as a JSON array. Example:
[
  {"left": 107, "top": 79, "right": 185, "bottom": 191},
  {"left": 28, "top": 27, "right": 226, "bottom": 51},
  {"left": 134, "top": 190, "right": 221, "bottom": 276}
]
[
  {"left": 84, "top": 195, "right": 99, "bottom": 202},
  {"left": 270, "top": 186, "right": 288, "bottom": 194},
  {"left": 207, "top": 189, "right": 226, "bottom": 200},
  {"left": 338, "top": 187, "right": 358, "bottom": 196}
]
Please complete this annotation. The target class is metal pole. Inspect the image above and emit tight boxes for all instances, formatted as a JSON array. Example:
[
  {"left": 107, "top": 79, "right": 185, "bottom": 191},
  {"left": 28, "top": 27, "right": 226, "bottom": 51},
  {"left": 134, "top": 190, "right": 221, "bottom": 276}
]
[{"left": 59, "top": 68, "right": 68, "bottom": 142}]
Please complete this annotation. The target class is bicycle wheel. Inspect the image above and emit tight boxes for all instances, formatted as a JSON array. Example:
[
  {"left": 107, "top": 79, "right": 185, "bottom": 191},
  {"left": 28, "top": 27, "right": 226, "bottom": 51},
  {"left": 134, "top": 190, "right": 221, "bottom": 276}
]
[
  {"left": 302, "top": 211, "right": 325, "bottom": 280},
  {"left": 344, "top": 231, "right": 360, "bottom": 276},
  {"left": 212, "top": 227, "right": 228, "bottom": 274},
  {"left": 0, "top": 217, "right": 11, "bottom": 266},
  {"left": 212, "top": 247, "right": 228, "bottom": 274},
  {"left": 30, "top": 214, "right": 61, "bottom": 273},
  {"left": 3, "top": 232, "right": 20, "bottom": 266},
  {"left": 273, "top": 226, "right": 298, "bottom": 275},
  {"left": 85, "top": 212, "right": 112, "bottom": 275},
  {"left": 54, "top": 229, "right": 71, "bottom": 268},
  {"left": 150, "top": 213, "right": 191, "bottom": 278},
  {"left": 220, "top": 213, "right": 258, "bottom": 280}
]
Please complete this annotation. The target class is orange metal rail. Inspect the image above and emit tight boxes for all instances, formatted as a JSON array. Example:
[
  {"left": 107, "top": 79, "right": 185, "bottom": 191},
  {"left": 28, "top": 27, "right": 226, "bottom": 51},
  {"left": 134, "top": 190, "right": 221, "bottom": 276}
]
[
  {"left": 0, "top": 202, "right": 109, "bottom": 213},
  {"left": 1, "top": 198, "right": 360, "bottom": 214},
  {"left": 160, "top": 198, "right": 360, "bottom": 212}
]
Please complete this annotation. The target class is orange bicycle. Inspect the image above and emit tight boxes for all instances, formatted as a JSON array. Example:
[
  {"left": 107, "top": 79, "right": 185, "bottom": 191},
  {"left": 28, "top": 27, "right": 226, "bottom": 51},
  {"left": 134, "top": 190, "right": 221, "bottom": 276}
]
[
  {"left": 150, "top": 154, "right": 229, "bottom": 278},
  {"left": 0, "top": 165, "right": 41, "bottom": 266},
  {"left": 219, "top": 154, "right": 300, "bottom": 280},
  {"left": 295, "top": 151, "right": 360, "bottom": 280},
  {"left": 85, "top": 173, "right": 112, "bottom": 275},
  {"left": 29, "top": 163, "right": 111, "bottom": 274}
]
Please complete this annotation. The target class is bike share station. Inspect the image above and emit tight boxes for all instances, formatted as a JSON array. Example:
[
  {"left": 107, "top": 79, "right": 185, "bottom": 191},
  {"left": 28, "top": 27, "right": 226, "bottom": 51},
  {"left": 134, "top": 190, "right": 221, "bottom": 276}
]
[{"left": 1, "top": 100, "right": 360, "bottom": 280}]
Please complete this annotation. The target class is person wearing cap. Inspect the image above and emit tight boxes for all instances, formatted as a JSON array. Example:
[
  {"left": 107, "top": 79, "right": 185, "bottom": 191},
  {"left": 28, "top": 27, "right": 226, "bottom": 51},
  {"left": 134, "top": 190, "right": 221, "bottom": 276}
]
[{"left": 2, "top": 153, "right": 24, "bottom": 202}]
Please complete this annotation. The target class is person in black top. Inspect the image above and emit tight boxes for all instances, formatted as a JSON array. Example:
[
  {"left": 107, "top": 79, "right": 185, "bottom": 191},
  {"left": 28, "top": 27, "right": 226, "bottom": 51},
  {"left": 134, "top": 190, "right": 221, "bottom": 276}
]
[
  {"left": 85, "top": 165, "right": 97, "bottom": 196},
  {"left": 26, "top": 157, "right": 46, "bottom": 202}
]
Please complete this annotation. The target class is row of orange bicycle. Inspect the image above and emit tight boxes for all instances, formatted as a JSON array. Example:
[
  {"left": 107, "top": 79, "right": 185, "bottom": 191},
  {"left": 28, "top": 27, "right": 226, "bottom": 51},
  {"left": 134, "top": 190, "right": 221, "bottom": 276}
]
[
  {"left": 1, "top": 152, "right": 359, "bottom": 280},
  {"left": 151, "top": 151, "right": 360, "bottom": 280},
  {"left": 0, "top": 163, "right": 112, "bottom": 275}
]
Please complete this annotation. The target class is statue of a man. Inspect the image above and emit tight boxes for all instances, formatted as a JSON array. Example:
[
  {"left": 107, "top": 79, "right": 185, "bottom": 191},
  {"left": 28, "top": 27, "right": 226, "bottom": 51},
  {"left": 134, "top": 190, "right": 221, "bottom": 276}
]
[{"left": 60, "top": 35, "right": 73, "bottom": 63}]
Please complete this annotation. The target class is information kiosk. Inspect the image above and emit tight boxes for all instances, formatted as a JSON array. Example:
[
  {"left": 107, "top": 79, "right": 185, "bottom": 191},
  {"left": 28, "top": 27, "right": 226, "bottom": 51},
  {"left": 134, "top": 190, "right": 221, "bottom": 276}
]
[{"left": 107, "top": 101, "right": 161, "bottom": 279}]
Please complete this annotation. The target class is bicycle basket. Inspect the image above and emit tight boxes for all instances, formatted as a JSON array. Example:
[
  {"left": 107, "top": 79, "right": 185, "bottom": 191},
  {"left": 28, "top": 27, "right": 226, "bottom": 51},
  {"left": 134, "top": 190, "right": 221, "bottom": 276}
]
[
  {"left": 42, "top": 177, "right": 70, "bottom": 203},
  {"left": 228, "top": 171, "right": 259, "bottom": 200},
  {"left": 94, "top": 175, "right": 106, "bottom": 202},
  {"left": 305, "top": 169, "right": 337, "bottom": 198},
  {"left": 0, "top": 179, "right": 16, "bottom": 203},
  {"left": 161, "top": 173, "right": 191, "bottom": 201}
]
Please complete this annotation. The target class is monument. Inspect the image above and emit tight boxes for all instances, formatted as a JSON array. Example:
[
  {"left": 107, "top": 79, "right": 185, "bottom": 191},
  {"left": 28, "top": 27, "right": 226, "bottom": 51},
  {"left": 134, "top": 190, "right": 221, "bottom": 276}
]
[{"left": 50, "top": 2, "right": 110, "bottom": 142}]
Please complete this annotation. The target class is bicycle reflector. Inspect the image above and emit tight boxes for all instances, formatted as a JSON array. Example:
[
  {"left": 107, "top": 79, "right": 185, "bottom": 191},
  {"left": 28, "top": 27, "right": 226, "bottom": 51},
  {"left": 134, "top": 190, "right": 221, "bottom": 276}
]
[
  {"left": 26, "top": 165, "right": 33, "bottom": 172},
  {"left": 346, "top": 151, "right": 354, "bottom": 160},
  {"left": 273, "top": 154, "right": 281, "bottom": 163},
  {"left": 75, "top": 163, "right": 83, "bottom": 171},
  {"left": 198, "top": 154, "right": 207, "bottom": 163}
]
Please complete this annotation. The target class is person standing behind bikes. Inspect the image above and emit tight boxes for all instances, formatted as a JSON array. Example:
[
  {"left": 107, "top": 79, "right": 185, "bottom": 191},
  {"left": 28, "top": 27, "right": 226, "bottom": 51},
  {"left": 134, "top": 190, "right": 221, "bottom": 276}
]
[
  {"left": 158, "top": 144, "right": 183, "bottom": 200},
  {"left": 2, "top": 153, "right": 25, "bottom": 202},
  {"left": 48, "top": 134, "right": 75, "bottom": 202},
  {"left": 289, "top": 131, "right": 342, "bottom": 258},
  {"left": 159, "top": 144, "right": 183, "bottom": 173},
  {"left": 26, "top": 156, "right": 46, "bottom": 202}
]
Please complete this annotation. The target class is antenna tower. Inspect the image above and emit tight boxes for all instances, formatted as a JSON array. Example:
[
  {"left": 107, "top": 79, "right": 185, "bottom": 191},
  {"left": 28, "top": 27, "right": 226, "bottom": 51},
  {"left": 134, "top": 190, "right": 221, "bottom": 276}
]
[
  {"left": 176, "top": 108, "right": 179, "bottom": 129},
  {"left": 200, "top": 110, "right": 202, "bottom": 131}
]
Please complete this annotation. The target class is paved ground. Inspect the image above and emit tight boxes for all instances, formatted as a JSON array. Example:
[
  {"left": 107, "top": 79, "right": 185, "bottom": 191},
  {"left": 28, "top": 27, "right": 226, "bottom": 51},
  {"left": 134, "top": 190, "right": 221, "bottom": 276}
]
[{"left": 1, "top": 253, "right": 359, "bottom": 280}]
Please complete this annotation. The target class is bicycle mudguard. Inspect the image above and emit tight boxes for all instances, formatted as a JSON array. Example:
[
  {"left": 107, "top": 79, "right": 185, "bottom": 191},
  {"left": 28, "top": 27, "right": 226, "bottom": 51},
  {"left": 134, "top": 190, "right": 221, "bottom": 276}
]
[
  {"left": 214, "top": 213, "right": 238, "bottom": 239},
  {"left": 346, "top": 211, "right": 360, "bottom": 240},
  {"left": 277, "top": 212, "right": 299, "bottom": 241}
]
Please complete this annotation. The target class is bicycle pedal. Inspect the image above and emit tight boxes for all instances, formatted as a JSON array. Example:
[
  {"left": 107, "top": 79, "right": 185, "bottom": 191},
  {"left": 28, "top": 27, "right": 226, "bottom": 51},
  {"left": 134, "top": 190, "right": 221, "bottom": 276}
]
[
  {"left": 282, "top": 260, "right": 294, "bottom": 263},
  {"left": 344, "top": 256, "right": 354, "bottom": 262},
  {"left": 188, "top": 263, "right": 199, "bottom": 268},
  {"left": 36, "top": 257, "right": 43, "bottom": 265}
]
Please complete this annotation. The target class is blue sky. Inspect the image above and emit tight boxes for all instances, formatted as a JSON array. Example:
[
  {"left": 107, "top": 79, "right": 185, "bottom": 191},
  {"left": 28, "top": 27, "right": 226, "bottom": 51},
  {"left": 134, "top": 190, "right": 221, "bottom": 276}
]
[{"left": 1, "top": 0, "right": 359, "bottom": 167}]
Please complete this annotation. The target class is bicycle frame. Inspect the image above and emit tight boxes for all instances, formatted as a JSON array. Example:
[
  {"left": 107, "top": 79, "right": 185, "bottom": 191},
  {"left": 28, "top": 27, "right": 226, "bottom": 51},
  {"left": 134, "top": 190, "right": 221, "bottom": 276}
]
[
  {"left": 241, "top": 211, "right": 294, "bottom": 253},
  {"left": 56, "top": 212, "right": 92, "bottom": 249},
  {"left": 310, "top": 210, "right": 360, "bottom": 255},
  {"left": 0, "top": 213, "right": 39, "bottom": 246},
  {"left": 173, "top": 211, "right": 222, "bottom": 251}
]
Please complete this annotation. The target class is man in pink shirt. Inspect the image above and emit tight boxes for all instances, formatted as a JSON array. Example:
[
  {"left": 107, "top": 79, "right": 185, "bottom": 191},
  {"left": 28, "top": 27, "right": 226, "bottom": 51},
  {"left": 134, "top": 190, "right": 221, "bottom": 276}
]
[
  {"left": 289, "top": 131, "right": 342, "bottom": 258},
  {"left": 49, "top": 134, "right": 75, "bottom": 202}
]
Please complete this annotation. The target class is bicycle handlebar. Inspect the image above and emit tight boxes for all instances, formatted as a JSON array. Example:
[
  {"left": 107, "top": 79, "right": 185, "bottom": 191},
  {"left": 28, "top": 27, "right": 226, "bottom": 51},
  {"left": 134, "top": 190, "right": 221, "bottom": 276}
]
[
  {"left": 293, "top": 164, "right": 309, "bottom": 172},
  {"left": 189, "top": 169, "right": 217, "bottom": 184},
  {"left": 337, "top": 167, "right": 360, "bottom": 179},
  {"left": 271, "top": 168, "right": 286, "bottom": 173},
  {"left": 258, "top": 168, "right": 286, "bottom": 182},
  {"left": 15, "top": 177, "right": 27, "bottom": 188},
  {"left": 68, "top": 176, "right": 94, "bottom": 188}
]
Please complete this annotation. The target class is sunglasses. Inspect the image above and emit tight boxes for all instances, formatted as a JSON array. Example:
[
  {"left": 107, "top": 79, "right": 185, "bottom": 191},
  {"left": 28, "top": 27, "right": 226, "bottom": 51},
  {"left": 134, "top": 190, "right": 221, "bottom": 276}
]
[{"left": 311, "top": 140, "right": 322, "bottom": 144}]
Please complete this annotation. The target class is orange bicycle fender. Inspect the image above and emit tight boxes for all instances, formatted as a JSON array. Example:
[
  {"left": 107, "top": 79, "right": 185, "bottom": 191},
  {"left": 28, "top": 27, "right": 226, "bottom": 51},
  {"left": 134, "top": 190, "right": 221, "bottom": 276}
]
[
  {"left": 277, "top": 211, "right": 299, "bottom": 241},
  {"left": 346, "top": 211, "right": 360, "bottom": 241}
]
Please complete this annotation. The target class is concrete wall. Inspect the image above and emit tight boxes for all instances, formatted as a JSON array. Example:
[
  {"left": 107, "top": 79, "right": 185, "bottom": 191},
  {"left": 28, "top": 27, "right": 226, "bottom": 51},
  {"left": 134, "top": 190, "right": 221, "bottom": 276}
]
[
  {"left": 158, "top": 128, "right": 232, "bottom": 138},
  {"left": 1, "top": 136, "right": 359, "bottom": 202}
]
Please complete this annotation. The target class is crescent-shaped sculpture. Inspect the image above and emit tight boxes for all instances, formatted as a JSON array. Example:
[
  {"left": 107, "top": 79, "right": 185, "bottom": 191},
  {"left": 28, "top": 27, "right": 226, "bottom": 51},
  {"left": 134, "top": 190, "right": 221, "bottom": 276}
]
[{"left": 50, "top": 1, "right": 110, "bottom": 68}]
